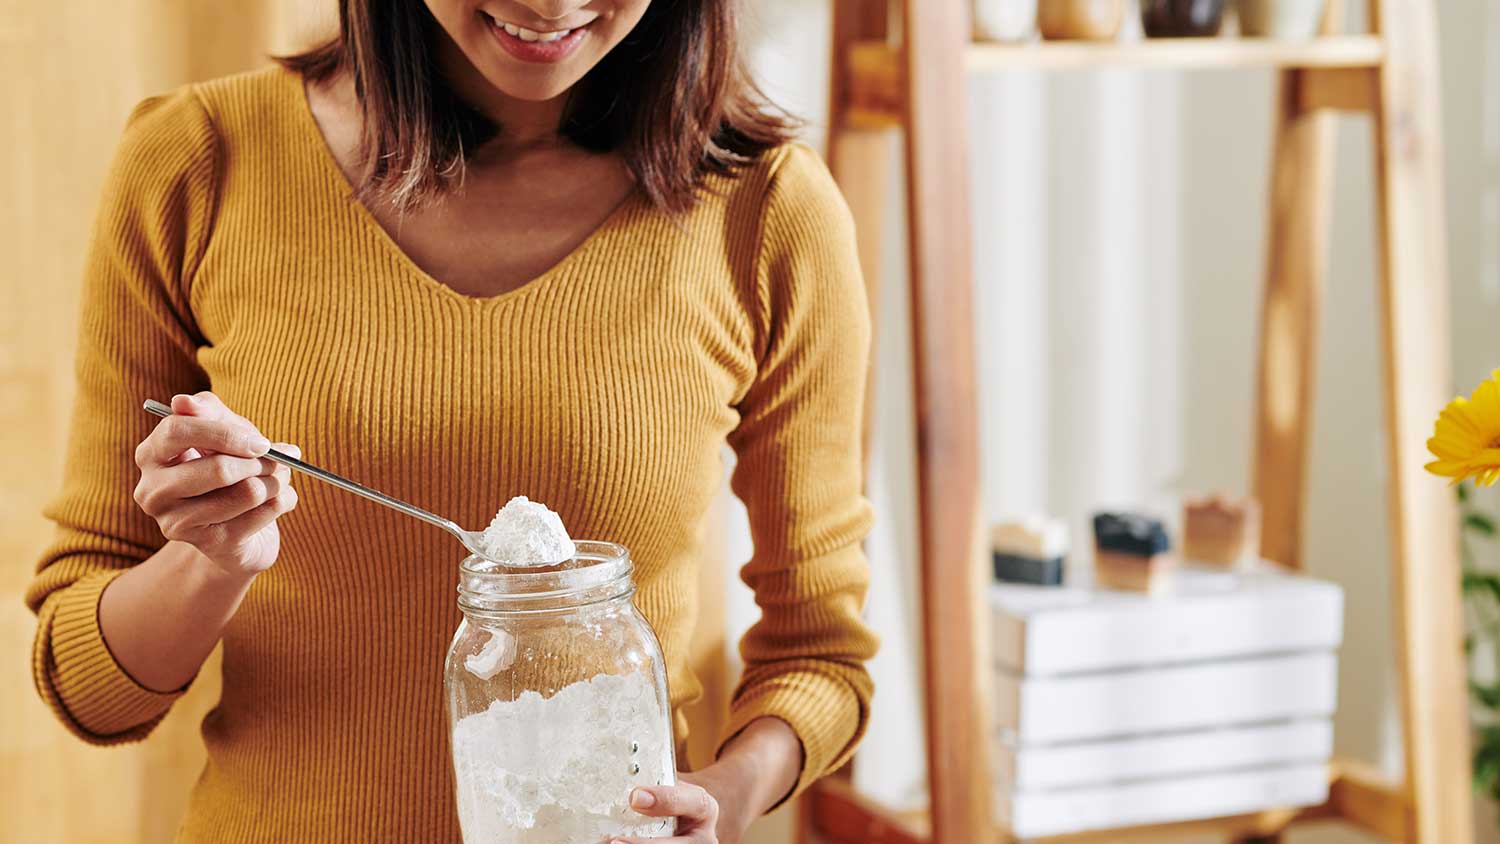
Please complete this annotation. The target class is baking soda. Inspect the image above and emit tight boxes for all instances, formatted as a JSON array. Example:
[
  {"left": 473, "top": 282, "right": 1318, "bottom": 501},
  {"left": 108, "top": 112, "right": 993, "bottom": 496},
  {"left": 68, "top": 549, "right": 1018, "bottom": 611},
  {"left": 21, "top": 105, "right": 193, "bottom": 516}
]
[
  {"left": 464, "top": 628, "right": 516, "bottom": 681},
  {"left": 451, "top": 671, "right": 674, "bottom": 842},
  {"left": 478, "top": 496, "right": 576, "bottom": 566}
]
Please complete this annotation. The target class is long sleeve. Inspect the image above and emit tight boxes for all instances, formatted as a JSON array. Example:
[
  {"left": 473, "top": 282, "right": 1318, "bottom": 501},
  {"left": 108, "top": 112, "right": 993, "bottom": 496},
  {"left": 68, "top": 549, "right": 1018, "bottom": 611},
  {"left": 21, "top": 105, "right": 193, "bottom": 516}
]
[
  {"left": 718, "top": 145, "right": 879, "bottom": 798},
  {"left": 25, "top": 87, "right": 220, "bottom": 744}
]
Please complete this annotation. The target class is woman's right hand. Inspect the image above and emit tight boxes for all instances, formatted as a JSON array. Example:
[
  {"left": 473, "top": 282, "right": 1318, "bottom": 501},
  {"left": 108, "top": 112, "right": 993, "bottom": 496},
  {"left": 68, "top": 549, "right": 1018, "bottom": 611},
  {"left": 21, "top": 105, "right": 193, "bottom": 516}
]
[{"left": 133, "top": 392, "right": 299, "bottom": 578}]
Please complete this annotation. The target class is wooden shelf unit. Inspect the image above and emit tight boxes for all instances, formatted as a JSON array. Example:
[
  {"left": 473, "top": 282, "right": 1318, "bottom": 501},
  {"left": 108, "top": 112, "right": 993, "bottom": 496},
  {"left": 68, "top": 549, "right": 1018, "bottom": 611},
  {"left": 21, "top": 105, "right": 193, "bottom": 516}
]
[
  {"left": 805, "top": 760, "right": 1410, "bottom": 844},
  {"left": 811, "top": 1, "right": 1471, "bottom": 843},
  {"left": 844, "top": 36, "right": 1387, "bottom": 123}
]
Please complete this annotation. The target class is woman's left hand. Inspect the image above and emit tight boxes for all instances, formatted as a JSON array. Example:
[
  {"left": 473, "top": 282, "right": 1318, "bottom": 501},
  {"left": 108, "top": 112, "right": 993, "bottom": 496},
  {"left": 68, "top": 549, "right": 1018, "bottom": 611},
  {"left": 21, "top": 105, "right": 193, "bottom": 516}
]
[
  {"left": 612, "top": 717, "right": 803, "bottom": 844},
  {"left": 613, "top": 769, "right": 738, "bottom": 844}
]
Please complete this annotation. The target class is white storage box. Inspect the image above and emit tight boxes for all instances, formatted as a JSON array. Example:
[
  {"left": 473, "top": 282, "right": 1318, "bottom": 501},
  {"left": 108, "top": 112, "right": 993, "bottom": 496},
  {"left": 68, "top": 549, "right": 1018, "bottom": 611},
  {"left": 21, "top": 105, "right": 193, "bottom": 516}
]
[
  {"left": 994, "top": 650, "right": 1338, "bottom": 743},
  {"left": 998, "top": 761, "right": 1331, "bottom": 838},
  {"left": 996, "top": 719, "right": 1333, "bottom": 790},
  {"left": 991, "top": 564, "right": 1344, "bottom": 675}
]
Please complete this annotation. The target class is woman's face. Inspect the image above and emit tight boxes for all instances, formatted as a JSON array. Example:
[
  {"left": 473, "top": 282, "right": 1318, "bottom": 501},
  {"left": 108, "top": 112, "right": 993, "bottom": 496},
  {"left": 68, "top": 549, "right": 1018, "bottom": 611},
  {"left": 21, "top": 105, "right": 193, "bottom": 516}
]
[{"left": 424, "top": 0, "right": 653, "bottom": 103}]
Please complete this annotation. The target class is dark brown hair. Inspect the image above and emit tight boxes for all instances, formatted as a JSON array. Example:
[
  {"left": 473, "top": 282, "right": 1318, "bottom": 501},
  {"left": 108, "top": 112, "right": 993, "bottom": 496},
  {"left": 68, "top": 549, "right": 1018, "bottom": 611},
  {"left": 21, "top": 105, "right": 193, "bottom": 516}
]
[{"left": 279, "top": 1, "right": 797, "bottom": 214}]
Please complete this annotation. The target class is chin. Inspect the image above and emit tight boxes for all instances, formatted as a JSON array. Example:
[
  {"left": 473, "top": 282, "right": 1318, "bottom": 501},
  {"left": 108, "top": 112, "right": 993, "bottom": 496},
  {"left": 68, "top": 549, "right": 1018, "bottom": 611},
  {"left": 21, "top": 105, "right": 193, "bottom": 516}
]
[{"left": 476, "top": 65, "right": 585, "bottom": 103}]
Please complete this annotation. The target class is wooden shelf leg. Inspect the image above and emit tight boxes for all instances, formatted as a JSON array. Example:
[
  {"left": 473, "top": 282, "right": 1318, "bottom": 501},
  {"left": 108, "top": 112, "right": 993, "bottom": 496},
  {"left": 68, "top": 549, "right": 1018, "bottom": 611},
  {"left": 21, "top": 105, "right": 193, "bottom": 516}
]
[
  {"left": 1251, "top": 0, "right": 1345, "bottom": 580},
  {"left": 1250, "top": 65, "right": 1337, "bottom": 576},
  {"left": 900, "top": 0, "right": 990, "bottom": 842},
  {"left": 1369, "top": 1, "right": 1474, "bottom": 843},
  {"left": 806, "top": 4, "right": 897, "bottom": 843}
]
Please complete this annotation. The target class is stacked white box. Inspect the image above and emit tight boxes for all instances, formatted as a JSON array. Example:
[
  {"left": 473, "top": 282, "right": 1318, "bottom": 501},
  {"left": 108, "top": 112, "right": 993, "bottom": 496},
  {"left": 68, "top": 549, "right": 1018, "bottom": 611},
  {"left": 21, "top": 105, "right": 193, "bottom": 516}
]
[{"left": 991, "top": 564, "right": 1344, "bottom": 838}]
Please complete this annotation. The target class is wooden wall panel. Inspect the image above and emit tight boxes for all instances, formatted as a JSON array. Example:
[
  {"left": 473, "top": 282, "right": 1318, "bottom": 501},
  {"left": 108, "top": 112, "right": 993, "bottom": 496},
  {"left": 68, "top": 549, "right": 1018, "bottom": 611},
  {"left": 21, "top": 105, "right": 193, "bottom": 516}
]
[{"left": 1, "top": 5, "right": 326, "bottom": 842}]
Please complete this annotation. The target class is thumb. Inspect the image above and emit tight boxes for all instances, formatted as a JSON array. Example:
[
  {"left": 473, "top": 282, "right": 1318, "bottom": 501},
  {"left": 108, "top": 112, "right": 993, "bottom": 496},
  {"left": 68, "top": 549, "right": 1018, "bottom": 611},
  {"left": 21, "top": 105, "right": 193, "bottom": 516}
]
[{"left": 170, "top": 393, "right": 210, "bottom": 418}]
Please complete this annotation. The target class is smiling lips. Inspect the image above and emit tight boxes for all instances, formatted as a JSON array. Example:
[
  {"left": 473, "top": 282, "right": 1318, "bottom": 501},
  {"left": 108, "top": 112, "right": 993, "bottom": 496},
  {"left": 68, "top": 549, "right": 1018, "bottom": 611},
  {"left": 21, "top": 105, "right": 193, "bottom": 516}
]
[{"left": 482, "top": 11, "right": 590, "bottom": 63}]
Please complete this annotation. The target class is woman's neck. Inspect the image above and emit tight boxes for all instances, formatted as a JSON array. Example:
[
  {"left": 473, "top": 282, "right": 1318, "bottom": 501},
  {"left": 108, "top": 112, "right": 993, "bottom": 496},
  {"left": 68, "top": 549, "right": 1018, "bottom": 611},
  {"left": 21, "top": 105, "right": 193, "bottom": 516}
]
[{"left": 435, "top": 32, "right": 568, "bottom": 153}]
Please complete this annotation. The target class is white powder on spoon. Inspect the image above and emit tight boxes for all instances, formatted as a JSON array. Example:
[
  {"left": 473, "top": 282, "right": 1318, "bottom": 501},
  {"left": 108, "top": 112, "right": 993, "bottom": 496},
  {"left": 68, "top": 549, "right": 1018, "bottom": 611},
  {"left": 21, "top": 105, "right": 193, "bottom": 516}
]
[{"left": 477, "top": 496, "right": 576, "bottom": 566}]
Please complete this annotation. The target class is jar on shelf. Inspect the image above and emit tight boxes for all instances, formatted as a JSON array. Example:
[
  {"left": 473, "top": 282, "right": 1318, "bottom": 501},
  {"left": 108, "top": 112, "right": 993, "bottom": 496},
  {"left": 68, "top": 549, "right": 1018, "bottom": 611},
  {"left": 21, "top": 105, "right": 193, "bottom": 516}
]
[
  {"left": 1141, "top": 0, "right": 1228, "bottom": 37},
  {"left": 445, "top": 541, "right": 676, "bottom": 843},
  {"left": 1236, "top": 0, "right": 1328, "bottom": 38},
  {"left": 974, "top": 0, "right": 1039, "bottom": 43},
  {"left": 1037, "top": 0, "right": 1125, "bottom": 41}
]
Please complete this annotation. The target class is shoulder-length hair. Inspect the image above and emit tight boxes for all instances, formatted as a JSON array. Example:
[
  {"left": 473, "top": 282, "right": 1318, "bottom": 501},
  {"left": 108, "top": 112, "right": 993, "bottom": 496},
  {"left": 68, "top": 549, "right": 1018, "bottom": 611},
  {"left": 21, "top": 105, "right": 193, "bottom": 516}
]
[{"left": 279, "top": 0, "right": 796, "bottom": 214}]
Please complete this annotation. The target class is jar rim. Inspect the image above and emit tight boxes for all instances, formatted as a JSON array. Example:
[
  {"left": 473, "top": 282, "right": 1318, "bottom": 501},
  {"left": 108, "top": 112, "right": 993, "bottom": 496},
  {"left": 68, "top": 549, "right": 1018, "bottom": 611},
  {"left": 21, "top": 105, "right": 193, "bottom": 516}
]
[{"left": 457, "top": 540, "right": 633, "bottom": 608}]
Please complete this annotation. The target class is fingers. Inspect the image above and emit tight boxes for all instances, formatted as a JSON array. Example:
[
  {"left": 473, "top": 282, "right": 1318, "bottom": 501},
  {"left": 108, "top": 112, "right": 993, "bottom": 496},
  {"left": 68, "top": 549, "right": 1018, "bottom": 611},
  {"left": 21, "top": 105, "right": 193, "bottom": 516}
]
[
  {"left": 159, "top": 481, "right": 298, "bottom": 549},
  {"left": 135, "top": 454, "right": 279, "bottom": 508},
  {"left": 170, "top": 391, "right": 244, "bottom": 424},
  {"left": 610, "top": 782, "right": 721, "bottom": 843},
  {"left": 215, "top": 484, "right": 299, "bottom": 540},
  {"left": 629, "top": 784, "right": 718, "bottom": 823},
  {"left": 138, "top": 413, "right": 271, "bottom": 466},
  {"left": 158, "top": 474, "right": 286, "bottom": 538}
]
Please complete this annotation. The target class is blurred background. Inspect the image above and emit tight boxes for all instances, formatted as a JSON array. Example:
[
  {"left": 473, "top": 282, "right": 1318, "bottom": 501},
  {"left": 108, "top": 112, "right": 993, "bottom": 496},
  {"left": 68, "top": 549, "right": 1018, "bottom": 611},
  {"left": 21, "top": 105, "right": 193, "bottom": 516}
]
[{"left": 3, "top": 1, "right": 1498, "bottom": 842}]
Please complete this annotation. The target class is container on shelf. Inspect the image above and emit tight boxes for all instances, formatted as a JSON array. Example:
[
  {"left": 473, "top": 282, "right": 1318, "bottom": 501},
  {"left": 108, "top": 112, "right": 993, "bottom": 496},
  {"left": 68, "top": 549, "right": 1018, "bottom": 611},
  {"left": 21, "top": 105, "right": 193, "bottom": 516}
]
[
  {"left": 974, "top": 0, "right": 1039, "bottom": 43},
  {"left": 1037, "top": 0, "right": 1124, "bottom": 41},
  {"left": 1092, "top": 511, "right": 1175, "bottom": 593},
  {"left": 445, "top": 542, "right": 676, "bottom": 843},
  {"left": 1141, "top": 0, "right": 1228, "bottom": 37},
  {"left": 991, "top": 516, "right": 1067, "bottom": 586},
  {"left": 1236, "top": 0, "right": 1328, "bottom": 38},
  {"left": 1182, "top": 492, "right": 1260, "bottom": 567}
]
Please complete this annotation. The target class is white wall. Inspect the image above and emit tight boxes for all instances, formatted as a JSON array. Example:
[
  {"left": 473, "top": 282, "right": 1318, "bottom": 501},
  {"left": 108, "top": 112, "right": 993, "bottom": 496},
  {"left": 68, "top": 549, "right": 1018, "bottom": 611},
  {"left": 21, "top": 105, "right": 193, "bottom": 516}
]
[{"left": 737, "top": 1, "right": 1500, "bottom": 841}]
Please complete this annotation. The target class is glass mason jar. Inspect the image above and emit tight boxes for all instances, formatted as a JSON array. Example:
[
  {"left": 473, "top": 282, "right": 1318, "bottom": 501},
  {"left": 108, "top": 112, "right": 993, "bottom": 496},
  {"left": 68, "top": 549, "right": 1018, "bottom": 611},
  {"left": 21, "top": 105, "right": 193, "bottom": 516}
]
[{"left": 445, "top": 541, "right": 676, "bottom": 843}]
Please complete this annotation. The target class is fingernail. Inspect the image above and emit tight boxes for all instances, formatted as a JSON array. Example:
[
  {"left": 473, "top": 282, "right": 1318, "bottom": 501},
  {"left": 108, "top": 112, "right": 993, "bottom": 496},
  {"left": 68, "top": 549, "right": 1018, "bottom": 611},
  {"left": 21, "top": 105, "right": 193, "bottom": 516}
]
[
  {"left": 249, "top": 435, "right": 272, "bottom": 455},
  {"left": 630, "top": 789, "right": 655, "bottom": 809}
]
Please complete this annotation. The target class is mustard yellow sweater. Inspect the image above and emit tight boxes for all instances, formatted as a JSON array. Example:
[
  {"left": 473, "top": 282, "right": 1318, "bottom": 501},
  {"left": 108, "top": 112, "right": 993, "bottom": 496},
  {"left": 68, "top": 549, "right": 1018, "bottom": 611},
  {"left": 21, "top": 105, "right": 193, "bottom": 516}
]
[{"left": 26, "top": 66, "right": 877, "bottom": 842}]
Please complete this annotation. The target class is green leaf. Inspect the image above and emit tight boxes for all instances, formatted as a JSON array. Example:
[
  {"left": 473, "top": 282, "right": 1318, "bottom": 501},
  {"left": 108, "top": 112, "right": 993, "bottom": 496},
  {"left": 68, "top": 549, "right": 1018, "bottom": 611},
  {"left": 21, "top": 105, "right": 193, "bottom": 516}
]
[
  {"left": 1474, "top": 731, "right": 1500, "bottom": 791},
  {"left": 1477, "top": 755, "right": 1500, "bottom": 793},
  {"left": 1463, "top": 573, "right": 1500, "bottom": 601},
  {"left": 1471, "top": 680, "right": 1500, "bottom": 709},
  {"left": 1466, "top": 513, "right": 1498, "bottom": 536}
]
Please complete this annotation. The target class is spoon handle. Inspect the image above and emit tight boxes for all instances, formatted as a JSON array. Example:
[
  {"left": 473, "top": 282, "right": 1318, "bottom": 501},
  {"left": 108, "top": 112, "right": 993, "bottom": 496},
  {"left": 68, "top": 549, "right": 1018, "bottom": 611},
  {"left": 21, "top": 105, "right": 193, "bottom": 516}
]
[{"left": 141, "top": 399, "right": 469, "bottom": 544}]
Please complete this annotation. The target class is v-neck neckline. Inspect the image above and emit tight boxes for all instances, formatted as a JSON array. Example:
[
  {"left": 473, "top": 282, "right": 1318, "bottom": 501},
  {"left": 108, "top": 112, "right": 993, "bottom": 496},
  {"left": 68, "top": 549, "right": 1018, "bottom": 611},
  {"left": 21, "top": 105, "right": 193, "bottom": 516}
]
[{"left": 280, "top": 67, "right": 642, "bottom": 307}]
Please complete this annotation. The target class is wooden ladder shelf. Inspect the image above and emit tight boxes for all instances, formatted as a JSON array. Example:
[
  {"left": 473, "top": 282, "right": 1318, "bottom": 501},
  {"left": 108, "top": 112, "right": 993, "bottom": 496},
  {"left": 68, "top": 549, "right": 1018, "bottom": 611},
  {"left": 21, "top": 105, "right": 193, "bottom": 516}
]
[{"left": 808, "top": 1, "right": 1471, "bottom": 843}]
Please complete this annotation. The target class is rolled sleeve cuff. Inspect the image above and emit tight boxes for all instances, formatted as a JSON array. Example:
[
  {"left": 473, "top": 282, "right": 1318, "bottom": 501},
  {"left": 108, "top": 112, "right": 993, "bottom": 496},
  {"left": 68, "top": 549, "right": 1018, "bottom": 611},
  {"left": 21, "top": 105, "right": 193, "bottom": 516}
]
[
  {"left": 714, "top": 668, "right": 867, "bottom": 806},
  {"left": 32, "top": 569, "right": 184, "bottom": 744}
]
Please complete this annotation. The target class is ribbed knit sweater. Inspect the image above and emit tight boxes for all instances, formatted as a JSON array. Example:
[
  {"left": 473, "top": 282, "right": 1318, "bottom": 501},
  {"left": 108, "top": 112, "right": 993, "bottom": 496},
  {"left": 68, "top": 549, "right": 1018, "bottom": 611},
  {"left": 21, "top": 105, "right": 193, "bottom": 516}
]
[{"left": 26, "top": 66, "right": 877, "bottom": 842}]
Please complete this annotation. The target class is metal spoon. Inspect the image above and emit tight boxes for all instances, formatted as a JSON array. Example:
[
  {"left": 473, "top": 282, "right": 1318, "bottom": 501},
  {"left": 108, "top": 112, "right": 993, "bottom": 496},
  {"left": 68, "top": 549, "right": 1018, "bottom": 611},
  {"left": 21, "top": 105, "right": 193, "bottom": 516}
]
[{"left": 142, "top": 398, "right": 490, "bottom": 558}]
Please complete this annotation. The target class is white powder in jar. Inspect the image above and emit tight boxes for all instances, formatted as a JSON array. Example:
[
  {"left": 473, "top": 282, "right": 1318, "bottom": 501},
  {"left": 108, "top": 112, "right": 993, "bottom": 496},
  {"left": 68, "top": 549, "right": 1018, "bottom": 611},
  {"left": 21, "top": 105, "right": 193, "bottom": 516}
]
[
  {"left": 478, "top": 496, "right": 576, "bottom": 566},
  {"left": 464, "top": 628, "right": 516, "bottom": 681},
  {"left": 451, "top": 671, "right": 675, "bottom": 843}
]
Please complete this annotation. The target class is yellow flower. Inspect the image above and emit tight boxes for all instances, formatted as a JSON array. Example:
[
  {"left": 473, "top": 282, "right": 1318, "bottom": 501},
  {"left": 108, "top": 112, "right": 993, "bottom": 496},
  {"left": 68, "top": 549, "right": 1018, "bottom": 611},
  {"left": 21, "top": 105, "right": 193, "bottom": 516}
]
[{"left": 1427, "top": 368, "right": 1500, "bottom": 487}]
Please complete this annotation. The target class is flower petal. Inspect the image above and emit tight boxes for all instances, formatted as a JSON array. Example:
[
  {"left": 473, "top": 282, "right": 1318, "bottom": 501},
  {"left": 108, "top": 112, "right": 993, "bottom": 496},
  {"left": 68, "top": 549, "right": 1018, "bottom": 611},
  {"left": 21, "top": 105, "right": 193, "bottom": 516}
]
[
  {"left": 1437, "top": 401, "right": 1484, "bottom": 441},
  {"left": 1428, "top": 437, "right": 1474, "bottom": 460},
  {"left": 1470, "top": 376, "right": 1500, "bottom": 437},
  {"left": 1426, "top": 459, "right": 1473, "bottom": 477}
]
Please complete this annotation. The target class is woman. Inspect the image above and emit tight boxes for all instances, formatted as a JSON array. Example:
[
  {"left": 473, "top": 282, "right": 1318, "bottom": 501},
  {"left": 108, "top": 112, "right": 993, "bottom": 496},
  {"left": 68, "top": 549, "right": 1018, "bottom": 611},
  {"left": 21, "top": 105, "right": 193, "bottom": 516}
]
[{"left": 25, "top": 0, "right": 877, "bottom": 842}]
